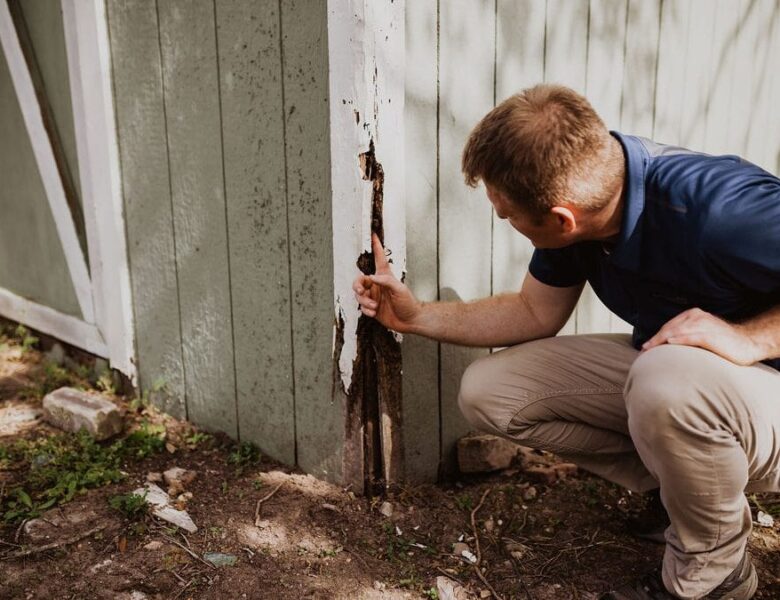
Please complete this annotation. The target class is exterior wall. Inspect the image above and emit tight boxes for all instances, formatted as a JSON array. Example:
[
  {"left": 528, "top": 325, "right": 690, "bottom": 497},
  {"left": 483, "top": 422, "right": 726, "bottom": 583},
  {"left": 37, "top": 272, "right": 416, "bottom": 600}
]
[
  {"left": 106, "top": 0, "right": 338, "bottom": 479},
  {"left": 3, "top": 0, "right": 778, "bottom": 486},
  {"left": 403, "top": 0, "right": 780, "bottom": 480}
]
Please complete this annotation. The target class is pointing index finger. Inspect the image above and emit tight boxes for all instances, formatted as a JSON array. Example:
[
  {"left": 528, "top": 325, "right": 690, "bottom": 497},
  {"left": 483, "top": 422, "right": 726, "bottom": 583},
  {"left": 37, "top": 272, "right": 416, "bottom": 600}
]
[{"left": 371, "top": 233, "right": 389, "bottom": 271}]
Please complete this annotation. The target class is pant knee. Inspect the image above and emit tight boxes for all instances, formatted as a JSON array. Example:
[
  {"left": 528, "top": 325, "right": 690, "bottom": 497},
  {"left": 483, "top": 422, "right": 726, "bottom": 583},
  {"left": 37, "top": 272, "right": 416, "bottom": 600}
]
[{"left": 457, "top": 354, "right": 509, "bottom": 434}]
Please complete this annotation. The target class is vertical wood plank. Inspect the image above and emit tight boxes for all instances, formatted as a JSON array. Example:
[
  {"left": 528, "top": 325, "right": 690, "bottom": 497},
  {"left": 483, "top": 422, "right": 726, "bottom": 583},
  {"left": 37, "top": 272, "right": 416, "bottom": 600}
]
[
  {"left": 702, "top": 0, "right": 740, "bottom": 156},
  {"left": 215, "top": 0, "right": 295, "bottom": 463},
  {"left": 678, "top": 0, "right": 714, "bottom": 151},
  {"left": 106, "top": 0, "right": 186, "bottom": 417},
  {"left": 727, "top": 0, "right": 760, "bottom": 157},
  {"left": 544, "top": 0, "right": 589, "bottom": 335},
  {"left": 579, "top": 0, "right": 628, "bottom": 334},
  {"left": 492, "top": 0, "right": 545, "bottom": 296},
  {"left": 281, "top": 0, "right": 340, "bottom": 480},
  {"left": 403, "top": 0, "right": 440, "bottom": 482},
  {"left": 439, "top": 0, "right": 495, "bottom": 470},
  {"left": 653, "top": 0, "right": 692, "bottom": 145},
  {"left": 744, "top": 0, "right": 777, "bottom": 169},
  {"left": 157, "top": 0, "right": 237, "bottom": 436},
  {"left": 615, "top": 0, "right": 661, "bottom": 334},
  {"left": 766, "top": 1, "right": 780, "bottom": 175}
]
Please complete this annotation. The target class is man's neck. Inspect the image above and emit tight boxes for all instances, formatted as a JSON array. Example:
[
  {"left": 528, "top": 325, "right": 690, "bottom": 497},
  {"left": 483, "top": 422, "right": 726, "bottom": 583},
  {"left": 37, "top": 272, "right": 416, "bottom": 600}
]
[{"left": 579, "top": 138, "right": 626, "bottom": 242}]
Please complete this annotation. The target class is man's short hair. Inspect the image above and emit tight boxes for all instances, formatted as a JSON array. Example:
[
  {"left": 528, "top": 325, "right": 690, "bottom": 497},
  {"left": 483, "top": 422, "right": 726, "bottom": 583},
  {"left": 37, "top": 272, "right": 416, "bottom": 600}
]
[{"left": 461, "top": 84, "right": 618, "bottom": 217}]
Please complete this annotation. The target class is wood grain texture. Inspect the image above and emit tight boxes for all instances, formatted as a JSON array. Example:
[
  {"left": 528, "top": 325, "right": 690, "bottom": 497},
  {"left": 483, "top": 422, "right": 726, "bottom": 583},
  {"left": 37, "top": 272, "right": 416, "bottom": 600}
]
[
  {"left": 544, "top": 0, "right": 589, "bottom": 335},
  {"left": 215, "top": 0, "right": 295, "bottom": 464},
  {"left": 403, "top": 0, "right": 440, "bottom": 482},
  {"left": 579, "top": 0, "right": 628, "bottom": 335},
  {"left": 492, "top": 0, "right": 544, "bottom": 297},
  {"left": 653, "top": 0, "right": 692, "bottom": 145},
  {"left": 157, "top": 0, "right": 237, "bottom": 435},
  {"left": 106, "top": 0, "right": 185, "bottom": 417},
  {"left": 438, "top": 0, "right": 495, "bottom": 471},
  {"left": 280, "top": 0, "right": 340, "bottom": 481}
]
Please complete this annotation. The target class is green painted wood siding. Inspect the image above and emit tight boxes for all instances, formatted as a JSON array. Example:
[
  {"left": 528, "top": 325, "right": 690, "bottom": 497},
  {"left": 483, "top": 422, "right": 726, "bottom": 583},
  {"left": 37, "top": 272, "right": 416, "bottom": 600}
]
[{"left": 106, "top": 0, "right": 336, "bottom": 478}]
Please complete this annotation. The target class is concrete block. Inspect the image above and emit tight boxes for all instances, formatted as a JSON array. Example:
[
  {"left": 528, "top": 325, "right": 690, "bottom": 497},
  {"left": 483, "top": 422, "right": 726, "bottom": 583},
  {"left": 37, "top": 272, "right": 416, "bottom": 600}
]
[
  {"left": 456, "top": 433, "right": 519, "bottom": 473},
  {"left": 42, "top": 387, "right": 123, "bottom": 440}
]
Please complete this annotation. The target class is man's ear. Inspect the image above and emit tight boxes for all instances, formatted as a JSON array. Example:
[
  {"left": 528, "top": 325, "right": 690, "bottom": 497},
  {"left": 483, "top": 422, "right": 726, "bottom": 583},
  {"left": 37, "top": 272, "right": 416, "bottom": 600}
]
[{"left": 550, "top": 205, "right": 577, "bottom": 233}]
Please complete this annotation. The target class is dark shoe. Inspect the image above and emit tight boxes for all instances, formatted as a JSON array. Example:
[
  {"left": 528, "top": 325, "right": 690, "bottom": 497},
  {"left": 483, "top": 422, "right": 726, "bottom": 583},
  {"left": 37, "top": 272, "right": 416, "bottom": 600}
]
[
  {"left": 625, "top": 489, "right": 669, "bottom": 544},
  {"left": 599, "top": 551, "right": 758, "bottom": 599}
]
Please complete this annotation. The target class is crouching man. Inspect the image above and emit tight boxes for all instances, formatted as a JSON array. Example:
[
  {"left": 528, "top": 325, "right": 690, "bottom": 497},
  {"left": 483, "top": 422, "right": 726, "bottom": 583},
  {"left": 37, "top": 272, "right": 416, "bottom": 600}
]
[{"left": 353, "top": 84, "right": 780, "bottom": 599}]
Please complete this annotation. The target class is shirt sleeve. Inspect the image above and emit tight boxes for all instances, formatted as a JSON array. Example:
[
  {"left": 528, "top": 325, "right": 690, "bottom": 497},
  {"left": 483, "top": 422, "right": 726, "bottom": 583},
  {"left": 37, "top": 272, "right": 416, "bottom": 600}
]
[
  {"left": 702, "top": 173, "right": 780, "bottom": 295},
  {"left": 528, "top": 246, "right": 587, "bottom": 287}
]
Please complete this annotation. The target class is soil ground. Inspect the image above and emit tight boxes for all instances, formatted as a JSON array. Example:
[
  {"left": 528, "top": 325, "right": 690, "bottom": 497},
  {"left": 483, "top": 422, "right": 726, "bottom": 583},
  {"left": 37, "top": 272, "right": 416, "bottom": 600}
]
[{"left": 1, "top": 328, "right": 780, "bottom": 599}]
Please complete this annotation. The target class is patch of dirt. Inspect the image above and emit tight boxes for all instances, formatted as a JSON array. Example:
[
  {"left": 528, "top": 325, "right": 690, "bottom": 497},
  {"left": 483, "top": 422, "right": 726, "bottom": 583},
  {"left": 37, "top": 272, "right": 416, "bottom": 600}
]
[{"left": 1, "top": 337, "right": 780, "bottom": 599}]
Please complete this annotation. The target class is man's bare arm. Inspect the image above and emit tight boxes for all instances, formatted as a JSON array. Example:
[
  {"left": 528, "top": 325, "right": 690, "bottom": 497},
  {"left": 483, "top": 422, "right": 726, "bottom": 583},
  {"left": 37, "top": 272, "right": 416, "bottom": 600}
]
[
  {"left": 642, "top": 303, "right": 780, "bottom": 365},
  {"left": 353, "top": 234, "right": 582, "bottom": 348},
  {"left": 407, "top": 273, "right": 582, "bottom": 346}
]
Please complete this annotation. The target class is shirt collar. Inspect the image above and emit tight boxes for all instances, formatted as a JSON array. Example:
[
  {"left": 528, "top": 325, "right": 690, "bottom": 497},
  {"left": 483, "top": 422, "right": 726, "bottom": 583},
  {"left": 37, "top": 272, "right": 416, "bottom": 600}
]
[{"left": 608, "top": 131, "right": 647, "bottom": 272}]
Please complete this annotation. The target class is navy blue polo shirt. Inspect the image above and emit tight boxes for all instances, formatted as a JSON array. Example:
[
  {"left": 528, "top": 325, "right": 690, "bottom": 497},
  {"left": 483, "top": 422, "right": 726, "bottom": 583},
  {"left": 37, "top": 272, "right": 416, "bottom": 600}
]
[{"left": 528, "top": 131, "right": 780, "bottom": 369}]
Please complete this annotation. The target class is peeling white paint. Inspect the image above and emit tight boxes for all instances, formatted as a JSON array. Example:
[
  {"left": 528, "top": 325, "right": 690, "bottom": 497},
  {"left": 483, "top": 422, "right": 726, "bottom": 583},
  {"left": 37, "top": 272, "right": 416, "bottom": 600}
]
[{"left": 327, "top": 0, "right": 405, "bottom": 391}]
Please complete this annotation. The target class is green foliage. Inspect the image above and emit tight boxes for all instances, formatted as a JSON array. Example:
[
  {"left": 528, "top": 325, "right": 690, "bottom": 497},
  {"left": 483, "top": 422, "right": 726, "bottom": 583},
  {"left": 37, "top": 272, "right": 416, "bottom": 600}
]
[
  {"left": 227, "top": 441, "right": 261, "bottom": 473},
  {"left": 184, "top": 431, "right": 213, "bottom": 448},
  {"left": 40, "top": 362, "right": 74, "bottom": 395},
  {"left": 109, "top": 491, "right": 149, "bottom": 521},
  {"left": 15, "top": 324, "right": 38, "bottom": 352},
  {"left": 0, "top": 423, "right": 166, "bottom": 523},
  {"left": 454, "top": 493, "right": 473, "bottom": 512},
  {"left": 123, "top": 421, "right": 166, "bottom": 459}
]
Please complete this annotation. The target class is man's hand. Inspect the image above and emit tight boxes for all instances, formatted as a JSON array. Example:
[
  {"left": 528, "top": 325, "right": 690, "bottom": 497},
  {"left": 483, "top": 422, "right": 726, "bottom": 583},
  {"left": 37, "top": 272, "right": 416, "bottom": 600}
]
[
  {"left": 642, "top": 308, "right": 764, "bottom": 366},
  {"left": 352, "top": 234, "right": 422, "bottom": 333}
]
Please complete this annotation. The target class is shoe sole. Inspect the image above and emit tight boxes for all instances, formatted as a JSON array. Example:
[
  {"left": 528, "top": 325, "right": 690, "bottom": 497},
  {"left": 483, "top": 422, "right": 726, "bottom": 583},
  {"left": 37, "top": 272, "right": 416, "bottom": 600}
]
[{"left": 715, "top": 562, "right": 758, "bottom": 600}]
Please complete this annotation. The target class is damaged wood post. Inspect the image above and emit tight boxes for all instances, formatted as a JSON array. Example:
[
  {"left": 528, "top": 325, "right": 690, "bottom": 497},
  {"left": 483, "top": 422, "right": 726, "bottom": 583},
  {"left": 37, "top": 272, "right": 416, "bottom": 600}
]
[
  {"left": 353, "top": 141, "right": 404, "bottom": 496},
  {"left": 327, "top": 0, "right": 405, "bottom": 495}
]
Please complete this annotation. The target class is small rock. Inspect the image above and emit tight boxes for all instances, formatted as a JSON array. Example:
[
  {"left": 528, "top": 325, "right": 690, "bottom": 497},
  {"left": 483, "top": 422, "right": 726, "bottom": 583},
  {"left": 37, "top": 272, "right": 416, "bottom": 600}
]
[
  {"left": 143, "top": 541, "right": 163, "bottom": 550},
  {"left": 525, "top": 463, "right": 578, "bottom": 485},
  {"left": 203, "top": 552, "right": 237, "bottom": 567},
  {"left": 89, "top": 558, "right": 112, "bottom": 574},
  {"left": 146, "top": 472, "right": 163, "bottom": 483},
  {"left": 480, "top": 591, "right": 492, "bottom": 599},
  {"left": 131, "top": 483, "right": 197, "bottom": 533},
  {"left": 42, "top": 387, "right": 123, "bottom": 440},
  {"left": 523, "top": 486, "right": 538, "bottom": 501},
  {"left": 757, "top": 511, "right": 775, "bottom": 528},
  {"left": 436, "top": 576, "right": 471, "bottom": 600},
  {"left": 453, "top": 542, "right": 470, "bottom": 556},
  {"left": 379, "top": 501, "right": 394, "bottom": 518},
  {"left": 505, "top": 541, "right": 530, "bottom": 561},
  {"left": 484, "top": 517, "right": 495, "bottom": 533},
  {"left": 457, "top": 433, "right": 519, "bottom": 473},
  {"left": 163, "top": 467, "right": 196, "bottom": 497},
  {"left": 0, "top": 404, "right": 41, "bottom": 436}
]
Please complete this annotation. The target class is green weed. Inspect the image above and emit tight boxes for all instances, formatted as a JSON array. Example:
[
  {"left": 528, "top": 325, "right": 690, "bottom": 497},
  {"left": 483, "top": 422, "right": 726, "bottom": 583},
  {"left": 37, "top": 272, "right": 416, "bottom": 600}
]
[
  {"left": 227, "top": 441, "right": 261, "bottom": 474},
  {"left": 109, "top": 491, "right": 149, "bottom": 521},
  {"left": 0, "top": 422, "right": 166, "bottom": 523}
]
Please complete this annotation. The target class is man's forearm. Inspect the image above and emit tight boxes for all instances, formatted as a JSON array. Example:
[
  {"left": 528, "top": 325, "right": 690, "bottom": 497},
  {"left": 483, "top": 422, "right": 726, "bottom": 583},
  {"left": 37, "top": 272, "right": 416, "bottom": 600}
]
[
  {"left": 737, "top": 303, "right": 780, "bottom": 362},
  {"left": 407, "top": 292, "right": 557, "bottom": 347}
]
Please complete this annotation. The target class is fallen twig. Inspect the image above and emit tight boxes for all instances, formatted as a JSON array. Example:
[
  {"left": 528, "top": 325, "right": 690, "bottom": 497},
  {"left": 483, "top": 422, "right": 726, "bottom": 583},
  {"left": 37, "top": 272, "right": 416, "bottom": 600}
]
[
  {"left": 161, "top": 534, "right": 215, "bottom": 570},
  {"left": 2, "top": 524, "right": 106, "bottom": 560},
  {"left": 254, "top": 481, "right": 284, "bottom": 525},
  {"left": 469, "top": 489, "right": 504, "bottom": 600}
]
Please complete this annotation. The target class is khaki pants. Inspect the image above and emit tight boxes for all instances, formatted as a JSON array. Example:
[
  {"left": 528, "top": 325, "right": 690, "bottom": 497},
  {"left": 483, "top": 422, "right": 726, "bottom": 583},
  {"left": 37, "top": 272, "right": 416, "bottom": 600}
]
[{"left": 458, "top": 334, "right": 780, "bottom": 599}]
